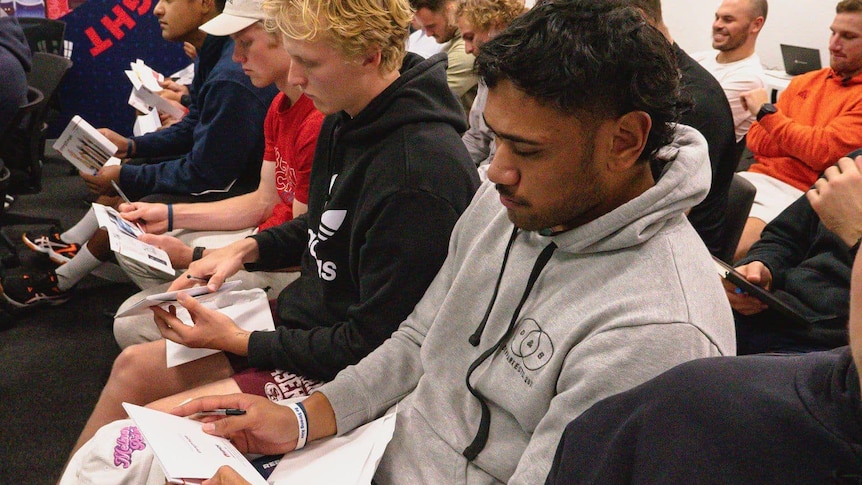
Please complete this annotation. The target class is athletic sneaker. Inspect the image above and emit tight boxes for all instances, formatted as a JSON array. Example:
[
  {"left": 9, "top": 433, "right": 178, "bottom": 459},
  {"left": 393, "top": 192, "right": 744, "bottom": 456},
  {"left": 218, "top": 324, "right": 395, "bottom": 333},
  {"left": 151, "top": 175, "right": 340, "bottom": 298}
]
[
  {"left": 21, "top": 230, "right": 80, "bottom": 265},
  {"left": 0, "top": 270, "right": 71, "bottom": 308}
]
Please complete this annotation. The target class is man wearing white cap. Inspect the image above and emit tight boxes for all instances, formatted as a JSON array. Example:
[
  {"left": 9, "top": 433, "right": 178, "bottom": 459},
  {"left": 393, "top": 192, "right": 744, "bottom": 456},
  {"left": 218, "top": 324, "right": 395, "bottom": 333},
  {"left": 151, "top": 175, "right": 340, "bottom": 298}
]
[{"left": 109, "top": 0, "right": 325, "bottom": 344}]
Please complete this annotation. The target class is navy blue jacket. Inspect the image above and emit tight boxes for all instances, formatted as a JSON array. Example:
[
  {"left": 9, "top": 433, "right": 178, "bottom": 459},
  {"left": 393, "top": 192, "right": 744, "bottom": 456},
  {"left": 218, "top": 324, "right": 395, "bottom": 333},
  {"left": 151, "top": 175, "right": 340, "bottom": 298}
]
[
  {"left": 547, "top": 348, "right": 862, "bottom": 484},
  {"left": 119, "top": 35, "right": 277, "bottom": 200}
]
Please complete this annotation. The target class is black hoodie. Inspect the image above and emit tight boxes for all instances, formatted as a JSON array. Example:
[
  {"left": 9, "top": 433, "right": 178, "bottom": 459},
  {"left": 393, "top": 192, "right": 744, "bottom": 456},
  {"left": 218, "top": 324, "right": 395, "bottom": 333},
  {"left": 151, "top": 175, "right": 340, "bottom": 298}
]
[
  {"left": 246, "top": 52, "right": 480, "bottom": 380},
  {"left": 0, "top": 15, "right": 31, "bottom": 137}
]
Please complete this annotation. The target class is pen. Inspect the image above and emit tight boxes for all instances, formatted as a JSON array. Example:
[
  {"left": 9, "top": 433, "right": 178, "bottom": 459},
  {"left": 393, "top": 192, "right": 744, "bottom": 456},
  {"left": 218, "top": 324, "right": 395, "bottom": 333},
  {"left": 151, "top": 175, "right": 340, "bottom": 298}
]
[
  {"left": 111, "top": 180, "right": 132, "bottom": 205},
  {"left": 195, "top": 408, "right": 246, "bottom": 416},
  {"left": 112, "top": 180, "right": 144, "bottom": 231},
  {"left": 186, "top": 274, "right": 208, "bottom": 282}
]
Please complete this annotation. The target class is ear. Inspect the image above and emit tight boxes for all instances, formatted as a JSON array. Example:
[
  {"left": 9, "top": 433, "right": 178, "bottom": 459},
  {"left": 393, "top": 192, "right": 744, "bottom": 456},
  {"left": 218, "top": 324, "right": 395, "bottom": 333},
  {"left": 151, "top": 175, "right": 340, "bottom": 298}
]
[
  {"left": 605, "top": 111, "right": 651, "bottom": 172},
  {"left": 750, "top": 16, "right": 765, "bottom": 33},
  {"left": 361, "top": 48, "right": 383, "bottom": 68},
  {"left": 200, "top": 0, "right": 215, "bottom": 16}
]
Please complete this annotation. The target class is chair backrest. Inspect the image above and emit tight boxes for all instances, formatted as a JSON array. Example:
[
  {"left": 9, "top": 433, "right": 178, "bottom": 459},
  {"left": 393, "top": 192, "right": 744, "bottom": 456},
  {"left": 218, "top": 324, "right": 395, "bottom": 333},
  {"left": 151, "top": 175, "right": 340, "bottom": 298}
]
[
  {"left": 0, "top": 86, "right": 43, "bottom": 140},
  {"left": 17, "top": 17, "right": 66, "bottom": 56},
  {"left": 27, "top": 52, "right": 72, "bottom": 119},
  {"left": 716, "top": 173, "right": 756, "bottom": 263},
  {"left": 0, "top": 78, "right": 55, "bottom": 194}
]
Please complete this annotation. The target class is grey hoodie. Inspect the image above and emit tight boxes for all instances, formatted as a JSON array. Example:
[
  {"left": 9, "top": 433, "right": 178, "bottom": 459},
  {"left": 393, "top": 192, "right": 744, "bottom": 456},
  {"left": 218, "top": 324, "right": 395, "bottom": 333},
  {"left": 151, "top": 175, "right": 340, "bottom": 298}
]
[
  {"left": 0, "top": 14, "right": 31, "bottom": 137},
  {"left": 318, "top": 124, "right": 736, "bottom": 484}
]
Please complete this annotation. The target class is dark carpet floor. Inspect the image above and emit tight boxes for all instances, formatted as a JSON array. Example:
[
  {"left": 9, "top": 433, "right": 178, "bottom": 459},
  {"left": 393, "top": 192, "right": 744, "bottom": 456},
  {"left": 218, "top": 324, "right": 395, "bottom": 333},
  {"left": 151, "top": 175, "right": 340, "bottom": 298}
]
[{"left": 0, "top": 157, "right": 139, "bottom": 484}]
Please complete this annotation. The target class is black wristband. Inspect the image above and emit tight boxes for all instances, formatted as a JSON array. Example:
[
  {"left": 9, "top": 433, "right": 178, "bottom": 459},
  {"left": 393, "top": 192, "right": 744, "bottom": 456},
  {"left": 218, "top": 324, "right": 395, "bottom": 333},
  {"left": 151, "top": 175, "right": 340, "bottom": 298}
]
[
  {"left": 850, "top": 237, "right": 862, "bottom": 257},
  {"left": 192, "top": 246, "right": 205, "bottom": 261},
  {"left": 180, "top": 94, "right": 191, "bottom": 107}
]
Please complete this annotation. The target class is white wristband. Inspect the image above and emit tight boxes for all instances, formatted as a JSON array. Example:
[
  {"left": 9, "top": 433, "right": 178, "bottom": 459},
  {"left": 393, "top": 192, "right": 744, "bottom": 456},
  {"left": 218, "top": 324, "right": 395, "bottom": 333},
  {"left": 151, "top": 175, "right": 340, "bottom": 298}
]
[{"left": 288, "top": 402, "right": 308, "bottom": 450}]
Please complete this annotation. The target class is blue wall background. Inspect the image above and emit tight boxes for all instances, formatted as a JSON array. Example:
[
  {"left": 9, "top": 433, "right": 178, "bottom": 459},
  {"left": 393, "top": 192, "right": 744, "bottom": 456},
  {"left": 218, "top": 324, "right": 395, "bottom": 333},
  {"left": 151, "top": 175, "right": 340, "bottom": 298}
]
[{"left": 55, "top": 0, "right": 189, "bottom": 136}]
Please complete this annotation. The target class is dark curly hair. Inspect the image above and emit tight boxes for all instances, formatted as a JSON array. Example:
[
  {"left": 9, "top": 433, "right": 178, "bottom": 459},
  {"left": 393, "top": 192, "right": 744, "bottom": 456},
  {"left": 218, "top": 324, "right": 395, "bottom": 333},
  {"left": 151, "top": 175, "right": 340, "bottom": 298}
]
[{"left": 476, "top": 0, "right": 684, "bottom": 163}]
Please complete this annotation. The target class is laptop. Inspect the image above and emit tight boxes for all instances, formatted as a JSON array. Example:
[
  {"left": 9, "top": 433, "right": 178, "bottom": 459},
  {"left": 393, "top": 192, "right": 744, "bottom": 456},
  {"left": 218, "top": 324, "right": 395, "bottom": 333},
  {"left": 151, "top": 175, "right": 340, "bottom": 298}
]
[{"left": 780, "top": 44, "right": 822, "bottom": 76}]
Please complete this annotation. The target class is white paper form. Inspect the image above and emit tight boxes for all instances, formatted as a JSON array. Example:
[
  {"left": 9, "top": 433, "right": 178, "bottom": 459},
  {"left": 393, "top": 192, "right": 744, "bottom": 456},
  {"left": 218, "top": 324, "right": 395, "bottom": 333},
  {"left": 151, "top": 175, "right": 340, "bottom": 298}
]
[
  {"left": 92, "top": 203, "right": 174, "bottom": 275},
  {"left": 123, "top": 403, "right": 268, "bottom": 485},
  {"left": 268, "top": 408, "right": 397, "bottom": 485}
]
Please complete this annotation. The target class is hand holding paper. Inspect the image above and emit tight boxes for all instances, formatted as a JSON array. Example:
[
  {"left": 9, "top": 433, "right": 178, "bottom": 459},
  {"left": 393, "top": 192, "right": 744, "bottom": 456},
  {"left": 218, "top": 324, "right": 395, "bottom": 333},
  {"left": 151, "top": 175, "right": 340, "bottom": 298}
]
[
  {"left": 152, "top": 291, "right": 251, "bottom": 356},
  {"left": 120, "top": 201, "right": 170, "bottom": 234},
  {"left": 80, "top": 164, "right": 122, "bottom": 196},
  {"left": 138, "top": 234, "right": 195, "bottom": 268},
  {"left": 92, "top": 203, "right": 175, "bottom": 276},
  {"left": 122, "top": 403, "right": 268, "bottom": 485},
  {"left": 173, "top": 394, "right": 302, "bottom": 456}
]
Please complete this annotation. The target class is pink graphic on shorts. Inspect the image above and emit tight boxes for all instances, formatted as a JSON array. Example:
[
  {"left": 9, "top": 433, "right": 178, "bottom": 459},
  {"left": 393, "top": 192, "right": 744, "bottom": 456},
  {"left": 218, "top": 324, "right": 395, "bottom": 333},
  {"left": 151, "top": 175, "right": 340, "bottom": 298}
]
[{"left": 113, "top": 426, "right": 147, "bottom": 469}]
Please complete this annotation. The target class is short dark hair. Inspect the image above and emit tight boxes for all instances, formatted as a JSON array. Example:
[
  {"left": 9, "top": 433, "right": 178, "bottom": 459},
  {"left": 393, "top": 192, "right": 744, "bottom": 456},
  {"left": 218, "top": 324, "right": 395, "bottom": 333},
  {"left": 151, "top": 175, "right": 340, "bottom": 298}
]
[
  {"left": 837, "top": 0, "right": 862, "bottom": 13},
  {"left": 621, "top": 0, "right": 661, "bottom": 22},
  {"left": 750, "top": 0, "right": 767, "bottom": 20},
  {"left": 410, "top": 0, "right": 448, "bottom": 12},
  {"left": 476, "top": 0, "right": 682, "bottom": 162}
]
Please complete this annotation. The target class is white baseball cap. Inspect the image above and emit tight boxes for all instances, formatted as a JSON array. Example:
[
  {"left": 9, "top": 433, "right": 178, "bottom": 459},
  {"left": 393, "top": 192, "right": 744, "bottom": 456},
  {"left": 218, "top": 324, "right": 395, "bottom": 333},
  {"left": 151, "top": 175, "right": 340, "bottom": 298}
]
[{"left": 200, "top": 0, "right": 266, "bottom": 36}]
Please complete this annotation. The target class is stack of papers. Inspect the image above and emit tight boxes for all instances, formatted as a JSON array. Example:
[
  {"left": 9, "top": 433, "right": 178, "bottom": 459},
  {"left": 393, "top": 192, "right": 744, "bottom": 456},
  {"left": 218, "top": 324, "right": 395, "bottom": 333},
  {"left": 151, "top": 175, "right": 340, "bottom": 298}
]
[{"left": 126, "top": 59, "right": 187, "bottom": 124}]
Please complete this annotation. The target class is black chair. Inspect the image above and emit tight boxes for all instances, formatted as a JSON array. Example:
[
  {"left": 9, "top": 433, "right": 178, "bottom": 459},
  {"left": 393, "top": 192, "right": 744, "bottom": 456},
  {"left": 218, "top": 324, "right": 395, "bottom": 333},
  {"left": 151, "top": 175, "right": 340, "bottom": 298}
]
[
  {"left": 19, "top": 19, "right": 68, "bottom": 139},
  {"left": 0, "top": 85, "right": 43, "bottom": 193},
  {"left": 716, "top": 173, "right": 756, "bottom": 264},
  {"left": 27, "top": 52, "right": 72, "bottom": 131},
  {"left": 17, "top": 17, "right": 65, "bottom": 56},
  {"left": 0, "top": 86, "right": 44, "bottom": 267},
  {"left": 3, "top": 52, "right": 73, "bottom": 195}
]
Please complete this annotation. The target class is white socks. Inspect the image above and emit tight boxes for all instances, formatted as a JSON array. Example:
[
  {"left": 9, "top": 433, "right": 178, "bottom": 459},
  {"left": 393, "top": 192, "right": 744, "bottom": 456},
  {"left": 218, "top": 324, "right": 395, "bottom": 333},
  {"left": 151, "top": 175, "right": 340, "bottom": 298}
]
[
  {"left": 55, "top": 243, "right": 102, "bottom": 291},
  {"left": 60, "top": 208, "right": 99, "bottom": 245}
]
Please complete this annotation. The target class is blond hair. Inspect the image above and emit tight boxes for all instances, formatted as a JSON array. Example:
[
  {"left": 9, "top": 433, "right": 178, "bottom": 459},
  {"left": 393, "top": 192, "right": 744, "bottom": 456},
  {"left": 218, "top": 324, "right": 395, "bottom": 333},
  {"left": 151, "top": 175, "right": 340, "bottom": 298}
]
[
  {"left": 456, "top": 0, "right": 525, "bottom": 31},
  {"left": 263, "top": 0, "right": 412, "bottom": 72}
]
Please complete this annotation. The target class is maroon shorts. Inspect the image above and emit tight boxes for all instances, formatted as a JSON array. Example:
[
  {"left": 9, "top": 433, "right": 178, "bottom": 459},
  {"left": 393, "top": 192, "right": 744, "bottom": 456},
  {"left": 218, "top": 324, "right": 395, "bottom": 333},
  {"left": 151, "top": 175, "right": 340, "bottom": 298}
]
[{"left": 232, "top": 367, "right": 323, "bottom": 402}]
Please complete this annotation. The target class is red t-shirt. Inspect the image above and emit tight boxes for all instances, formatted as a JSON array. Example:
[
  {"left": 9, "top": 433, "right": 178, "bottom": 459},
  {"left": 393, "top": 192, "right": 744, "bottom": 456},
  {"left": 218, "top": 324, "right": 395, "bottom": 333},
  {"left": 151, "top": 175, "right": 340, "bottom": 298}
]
[{"left": 258, "top": 92, "right": 323, "bottom": 230}]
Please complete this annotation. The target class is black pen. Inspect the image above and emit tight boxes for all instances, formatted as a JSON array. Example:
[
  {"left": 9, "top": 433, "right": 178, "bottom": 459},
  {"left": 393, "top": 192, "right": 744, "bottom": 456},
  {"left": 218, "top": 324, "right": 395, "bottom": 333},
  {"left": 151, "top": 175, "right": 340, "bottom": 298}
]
[
  {"left": 195, "top": 408, "right": 246, "bottom": 416},
  {"left": 186, "top": 275, "right": 208, "bottom": 282}
]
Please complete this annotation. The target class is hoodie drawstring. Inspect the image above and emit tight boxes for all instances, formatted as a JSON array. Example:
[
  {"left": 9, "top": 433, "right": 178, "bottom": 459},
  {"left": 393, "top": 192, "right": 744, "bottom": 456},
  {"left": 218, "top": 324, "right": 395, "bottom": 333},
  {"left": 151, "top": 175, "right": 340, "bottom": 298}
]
[
  {"left": 468, "top": 225, "right": 519, "bottom": 347},
  {"left": 463, "top": 229, "right": 558, "bottom": 461}
]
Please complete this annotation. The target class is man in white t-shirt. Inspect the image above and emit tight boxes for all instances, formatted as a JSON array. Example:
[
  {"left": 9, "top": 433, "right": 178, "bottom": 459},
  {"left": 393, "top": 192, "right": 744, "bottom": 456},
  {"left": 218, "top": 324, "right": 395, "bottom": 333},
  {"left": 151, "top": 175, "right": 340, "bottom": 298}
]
[{"left": 693, "top": 0, "right": 767, "bottom": 142}]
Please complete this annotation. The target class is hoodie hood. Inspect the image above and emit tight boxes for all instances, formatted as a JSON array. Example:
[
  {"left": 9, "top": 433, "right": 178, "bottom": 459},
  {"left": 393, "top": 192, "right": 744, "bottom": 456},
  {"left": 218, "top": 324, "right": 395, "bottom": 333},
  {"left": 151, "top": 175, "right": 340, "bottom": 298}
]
[
  {"left": 335, "top": 52, "right": 468, "bottom": 143},
  {"left": 0, "top": 16, "right": 32, "bottom": 73},
  {"left": 550, "top": 123, "right": 711, "bottom": 254}
]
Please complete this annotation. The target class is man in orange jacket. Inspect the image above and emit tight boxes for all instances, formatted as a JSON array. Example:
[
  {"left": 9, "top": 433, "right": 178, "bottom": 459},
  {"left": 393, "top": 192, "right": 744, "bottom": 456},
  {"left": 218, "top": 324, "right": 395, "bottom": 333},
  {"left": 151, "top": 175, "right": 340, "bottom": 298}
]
[{"left": 735, "top": 0, "right": 862, "bottom": 261}]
